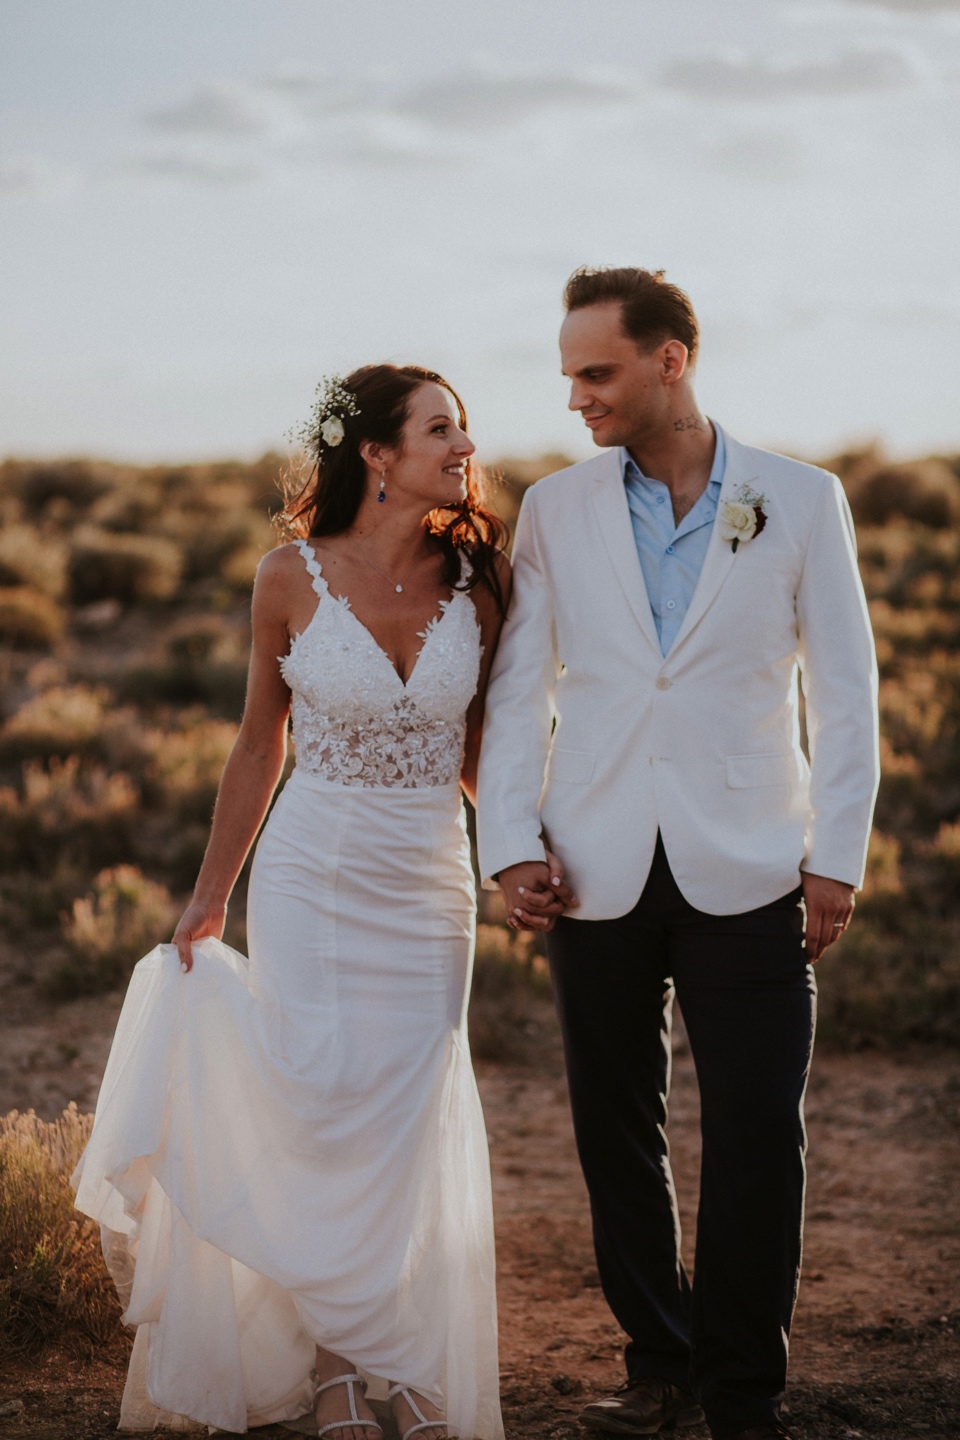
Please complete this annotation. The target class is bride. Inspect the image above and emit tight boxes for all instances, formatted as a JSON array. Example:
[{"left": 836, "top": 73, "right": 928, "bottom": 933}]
[{"left": 73, "top": 364, "right": 520, "bottom": 1440}]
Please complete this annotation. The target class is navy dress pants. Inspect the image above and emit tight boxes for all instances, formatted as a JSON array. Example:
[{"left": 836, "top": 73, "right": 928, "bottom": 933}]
[{"left": 546, "top": 834, "right": 816, "bottom": 1439}]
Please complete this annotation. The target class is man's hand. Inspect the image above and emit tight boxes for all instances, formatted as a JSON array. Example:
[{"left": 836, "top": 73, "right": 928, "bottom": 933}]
[
  {"left": 801, "top": 872, "right": 856, "bottom": 962},
  {"left": 499, "top": 854, "right": 579, "bottom": 932}
]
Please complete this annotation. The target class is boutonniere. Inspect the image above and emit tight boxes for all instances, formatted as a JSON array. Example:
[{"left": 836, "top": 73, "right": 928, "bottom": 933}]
[{"left": 719, "top": 483, "right": 768, "bottom": 553}]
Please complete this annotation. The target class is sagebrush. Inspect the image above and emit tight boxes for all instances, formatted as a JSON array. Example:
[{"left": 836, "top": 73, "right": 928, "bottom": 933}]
[
  {"left": 0, "top": 1105, "right": 127, "bottom": 1359},
  {"left": 1, "top": 447, "right": 960, "bottom": 1044}
]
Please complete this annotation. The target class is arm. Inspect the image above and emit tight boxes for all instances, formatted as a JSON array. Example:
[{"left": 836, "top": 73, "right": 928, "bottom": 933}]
[
  {"left": 461, "top": 550, "right": 512, "bottom": 808},
  {"left": 796, "top": 474, "right": 880, "bottom": 960},
  {"left": 173, "top": 553, "right": 294, "bottom": 971},
  {"left": 475, "top": 491, "right": 577, "bottom": 927}
]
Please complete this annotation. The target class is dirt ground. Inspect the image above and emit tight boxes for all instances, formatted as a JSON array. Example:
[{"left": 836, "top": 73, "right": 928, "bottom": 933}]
[{"left": 1, "top": 987, "right": 958, "bottom": 1440}]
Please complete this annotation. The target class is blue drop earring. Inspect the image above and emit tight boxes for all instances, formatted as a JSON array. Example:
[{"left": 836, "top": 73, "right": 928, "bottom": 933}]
[{"left": 377, "top": 469, "right": 386, "bottom": 504}]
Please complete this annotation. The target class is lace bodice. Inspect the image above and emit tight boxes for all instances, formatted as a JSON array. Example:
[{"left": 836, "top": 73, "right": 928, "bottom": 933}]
[{"left": 279, "top": 539, "right": 482, "bottom": 788}]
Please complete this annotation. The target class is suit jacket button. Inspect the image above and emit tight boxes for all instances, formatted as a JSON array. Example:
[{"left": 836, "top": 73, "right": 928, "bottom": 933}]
[{"left": 656, "top": 676, "right": 671, "bottom": 691}]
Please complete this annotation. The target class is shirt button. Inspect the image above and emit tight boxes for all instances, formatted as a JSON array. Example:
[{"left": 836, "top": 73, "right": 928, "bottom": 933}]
[
  {"left": 666, "top": 600, "right": 677, "bottom": 610},
  {"left": 656, "top": 676, "right": 671, "bottom": 691},
  {"left": 656, "top": 495, "right": 666, "bottom": 505},
  {"left": 666, "top": 544, "right": 676, "bottom": 554}
]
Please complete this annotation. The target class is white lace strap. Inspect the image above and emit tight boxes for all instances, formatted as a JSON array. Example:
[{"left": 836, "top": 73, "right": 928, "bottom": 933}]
[
  {"left": 456, "top": 548, "right": 474, "bottom": 586},
  {"left": 295, "top": 537, "right": 328, "bottom": 598}
]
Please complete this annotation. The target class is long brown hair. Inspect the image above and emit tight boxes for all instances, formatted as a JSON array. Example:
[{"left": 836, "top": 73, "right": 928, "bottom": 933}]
[{"left": 277, "top": 364, "right": 508, "bottom": 611}]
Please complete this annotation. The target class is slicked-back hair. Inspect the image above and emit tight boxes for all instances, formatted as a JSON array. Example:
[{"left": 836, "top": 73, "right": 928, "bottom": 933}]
[{"left": 563, "top": 267, "right": 699, "bottom": 365}]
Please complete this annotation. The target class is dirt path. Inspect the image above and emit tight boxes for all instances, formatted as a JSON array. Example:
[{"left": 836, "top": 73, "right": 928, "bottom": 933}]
[{"left": 1, "top": 1004, "right": 959, "bottom": 1438}]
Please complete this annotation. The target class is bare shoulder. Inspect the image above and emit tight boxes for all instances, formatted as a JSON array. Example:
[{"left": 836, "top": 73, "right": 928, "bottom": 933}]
[
  {"left": 252, "top": 542, "right": 308, "bottom": 619},
  {"left": 257, "top": 540, "right": 306, "bottom": 580}
]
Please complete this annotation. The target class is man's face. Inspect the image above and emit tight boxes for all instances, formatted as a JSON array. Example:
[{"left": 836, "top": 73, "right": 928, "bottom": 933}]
[{"left": 560, "top": 302, "right": 679, "bottom": 449}]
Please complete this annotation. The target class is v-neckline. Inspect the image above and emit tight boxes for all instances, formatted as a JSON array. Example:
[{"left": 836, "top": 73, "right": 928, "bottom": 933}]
[
  {"left": 337, "top": 592, "right": 454, "bottom": 689},
  {"left": 289, "top": 537, "right": 458, "bottom": 688}
]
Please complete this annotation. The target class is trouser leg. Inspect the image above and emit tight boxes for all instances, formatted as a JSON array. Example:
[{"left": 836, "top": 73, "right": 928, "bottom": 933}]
[
  {"left": 547, "top": 892, "right": 693, "bottom": 1389},
  {"left": 671, "top": 890, "right": 816, "bottom": 1437}
]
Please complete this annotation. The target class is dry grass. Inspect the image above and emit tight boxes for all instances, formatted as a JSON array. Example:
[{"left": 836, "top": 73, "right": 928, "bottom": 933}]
[
  {"left": 0, "top": 447, "right": 960, "bottom": 1044},
  {"left": 0, "top": 587, "right": 64, "bottom": 648},
  {"left": 0, "top": 1106, "right": 127, "bottom": 1360},
  {"left": 57, "top": 865, "right": 176, "bottom": 998},
  {"left": 469, "top": 924, "right": 556, "bottom": 1064}
]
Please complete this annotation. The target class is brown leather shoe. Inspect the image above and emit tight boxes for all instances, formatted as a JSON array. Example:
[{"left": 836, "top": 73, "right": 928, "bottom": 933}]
[{"left": 579, "top": 1377, "right": 704, "bottom": 1434}]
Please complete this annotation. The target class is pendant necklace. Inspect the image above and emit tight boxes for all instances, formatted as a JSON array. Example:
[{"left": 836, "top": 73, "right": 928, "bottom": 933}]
[{"left": 350, "top": 546, "right": 419, "bottom": 595}]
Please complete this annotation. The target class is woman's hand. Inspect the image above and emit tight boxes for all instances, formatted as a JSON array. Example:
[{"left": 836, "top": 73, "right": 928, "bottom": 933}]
[
  {"left": 173, "top": 900, "right": 227, "bottom": 973},
  {"left": 500, "top": 850, "right": 578, "bottom": 932}
]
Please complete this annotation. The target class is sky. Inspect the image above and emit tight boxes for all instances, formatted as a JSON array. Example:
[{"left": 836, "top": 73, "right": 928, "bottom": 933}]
[{"left": 1, "top": 0, "right": 959, "bottom": 464}]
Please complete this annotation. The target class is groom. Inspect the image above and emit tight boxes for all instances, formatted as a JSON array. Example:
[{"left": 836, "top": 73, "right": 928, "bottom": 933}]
[{"left": 477, "top": 267, "right": 879, "bottom": 1440}]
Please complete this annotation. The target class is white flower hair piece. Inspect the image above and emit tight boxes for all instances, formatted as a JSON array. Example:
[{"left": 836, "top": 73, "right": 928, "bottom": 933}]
[{"left": 287, "top": 374, "right": 360, "bottom": 457}]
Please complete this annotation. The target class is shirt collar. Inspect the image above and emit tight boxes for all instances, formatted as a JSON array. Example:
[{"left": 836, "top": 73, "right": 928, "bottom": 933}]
[{"left": 620, "top": 422, "right": 725, "bottom": 493}]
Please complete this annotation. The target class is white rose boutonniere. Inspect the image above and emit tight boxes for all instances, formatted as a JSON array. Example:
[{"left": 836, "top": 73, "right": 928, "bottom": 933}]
[
  {"left": 320, "top": 416, "right": 345, "bottom": 448},
  {"left": 719, "top": 483, "right": 768, "bottom": 553}
]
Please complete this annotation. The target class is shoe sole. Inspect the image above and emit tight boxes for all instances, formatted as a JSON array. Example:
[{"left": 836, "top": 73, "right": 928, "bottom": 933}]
[{"left": 579, "top": 1405, "right": 705, "bottom": 1435}]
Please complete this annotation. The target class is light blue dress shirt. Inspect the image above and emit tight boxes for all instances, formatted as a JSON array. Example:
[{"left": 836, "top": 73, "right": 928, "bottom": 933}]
[{"left": 621, "top": 425, "right": 726, "bottom": 657}]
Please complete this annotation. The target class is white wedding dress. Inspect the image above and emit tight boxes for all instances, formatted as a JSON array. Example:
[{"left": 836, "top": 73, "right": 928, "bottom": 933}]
[{"left": 73, "top": 539, "right": 503, "bottom": 1440}]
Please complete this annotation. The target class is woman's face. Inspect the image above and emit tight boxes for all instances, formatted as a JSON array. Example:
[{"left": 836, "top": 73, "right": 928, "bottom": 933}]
[{"left": 383, "top": 382, "right": 475, "bottom": 508}]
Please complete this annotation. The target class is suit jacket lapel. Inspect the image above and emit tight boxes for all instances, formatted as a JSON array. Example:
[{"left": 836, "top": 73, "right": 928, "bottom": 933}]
[
  {"left": 669, "top": 426, "right": 759, "bottom": 653},
  {"left": 588, "top": 451, "right": 662, "bottom": 655}
]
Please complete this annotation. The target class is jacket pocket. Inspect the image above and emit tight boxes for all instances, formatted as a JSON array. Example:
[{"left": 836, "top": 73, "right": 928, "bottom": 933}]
[
  {"left": 547, "top": 746, "right": 596, "bottom": 785},
  {"left": 725, "top": 753, "right": 793, "bottom": 789}
]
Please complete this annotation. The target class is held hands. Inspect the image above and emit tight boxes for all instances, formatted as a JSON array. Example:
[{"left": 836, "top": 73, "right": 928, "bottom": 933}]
[
  {"left": 499, "top": 853, "right": 579, "bottom": 932},
  {"left": 802, "top": 872, "right": 856, "bottom": 962},
  {"left": 173, "top": 899, "right": 227, "bottom": 973}
]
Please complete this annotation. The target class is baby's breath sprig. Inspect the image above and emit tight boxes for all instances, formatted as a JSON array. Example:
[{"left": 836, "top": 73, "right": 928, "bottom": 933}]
[{"left": 287, "top": 374, "right": 360, "bottom": 456}]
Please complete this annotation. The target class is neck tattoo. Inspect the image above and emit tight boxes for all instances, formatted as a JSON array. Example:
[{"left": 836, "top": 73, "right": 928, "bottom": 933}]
[{"left": 673, "top": 414, "right": 705, "bottom": 433}]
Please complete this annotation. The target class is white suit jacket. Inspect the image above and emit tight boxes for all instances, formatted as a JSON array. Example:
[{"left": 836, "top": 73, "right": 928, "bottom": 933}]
[{"left": 476, "top": 427, "right": 880, "bottom": 919}]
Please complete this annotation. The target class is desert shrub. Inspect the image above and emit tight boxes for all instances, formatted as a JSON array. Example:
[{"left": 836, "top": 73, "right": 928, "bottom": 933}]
[
  {"left": 68, "top": 528, "right": 182, "bottom": 605},
  {"left": 0, "top": 757, "right": 139, "bottom": 869},
  {"left": 220, "top": 543, "right": 266, "bottom": 591},
  {"left": 0, "top": 585, "right": 64, "bottom": 649},
  {"left": 468, "top": 923, "right": 556, "bottom": 1063},
  {"left": 0, "top": 524, "right": 66, "bottom": 596},
  {"left": 0, "top": 862, "right": 89, "bottom": 937},
  {"left": 55, "top": 864, "right": 175, "bottom": 996},
  {"left": 182, "top": 514, "right": 272, "bottom": 584},
  {"left": 89, "top": 473, "right": 163, "bottom": 533},
  {"left": 144, "top": 714, "right": 236, "bottom": 822},
  {"left": 817, "top": 909, "right": 960, "bottom": 1048},
  {"left": 847, "top": 459, "right": 960, "bottom": 529},
  {"left": 0, "top": 1105, "right": 127, "bottom": 1358},
  {"left": 18, "top": 461, "right": 113, "bottom": 516},
  {"left": 0, "top": 684, "right": 109, "bottom": 763}
]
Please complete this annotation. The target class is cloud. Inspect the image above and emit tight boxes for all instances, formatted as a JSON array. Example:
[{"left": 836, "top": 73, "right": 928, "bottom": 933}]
[
  {"left": 143, "top": 83, "right": 275, "bottom": 135},
  {"left": 121, "top": 152, "right": 262, "bottom": 185},
  {"left": 394, "top": 68, "right": 634, "bottom": 130},
  {"left": 0, "top": 157, "right": 77, "bottom": 195},
  {"left": 661, "top": 48, "right": 915, "bottom": 100},
  {"left": 705, "top": 132, "right": 805, "bottom": 181},
  {"left": 832, "top": 0, "right": 960, "bottom": 9}
]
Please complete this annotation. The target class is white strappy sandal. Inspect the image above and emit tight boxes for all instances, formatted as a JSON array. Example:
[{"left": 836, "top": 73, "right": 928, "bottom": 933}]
[
  {"left": 386, "top": 1384, "right": 451, "bottom": 1440},
  {"left": 313, "top": 1372, "right": 383, "bottom": 1440}
]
